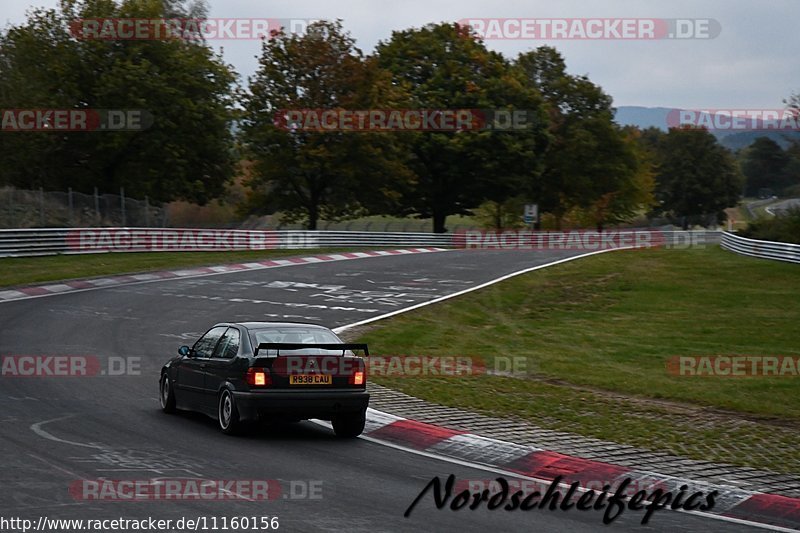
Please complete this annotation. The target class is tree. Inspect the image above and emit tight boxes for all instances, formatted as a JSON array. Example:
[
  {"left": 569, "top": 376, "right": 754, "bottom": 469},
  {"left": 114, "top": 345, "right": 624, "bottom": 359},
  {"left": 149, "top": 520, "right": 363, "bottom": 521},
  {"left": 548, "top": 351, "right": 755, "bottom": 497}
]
[
  {"left": 585, "top": 126, "right": 656, "bottom": 231},
  {"left": 740, "top": 206, "right": 800, "bottom": 244},
  {"left": 781, "top": 92, "right": 800, "bottom": 195},
  {"left": 375, "top": 23, "right": 549, "bottom": 233},
  {"left": 474, "top": 196, "right": 527, "bottom": 230},
  {"left": 0, "top": 0, "right": 237, "bottom": 203},
  {"left": 241, "top": 21, "right": 412, "bottom": 229},
  {"left": 637, "top": 126, "right": 668, "bottom": 156},
  {"left": 517, "top": 46, "right": 612, "bottom": 118},
  {"left": 783, "top": 141, "right": 800, "bottom": 195},
  {"left": 740, "top": 137, "right": 791, "bottom": 196},
  {"left": 652, "top": 127, "right": 741, "bottom": 229},
  {"left": 516, "top": 46, "right": 650, "bottom": 230}
]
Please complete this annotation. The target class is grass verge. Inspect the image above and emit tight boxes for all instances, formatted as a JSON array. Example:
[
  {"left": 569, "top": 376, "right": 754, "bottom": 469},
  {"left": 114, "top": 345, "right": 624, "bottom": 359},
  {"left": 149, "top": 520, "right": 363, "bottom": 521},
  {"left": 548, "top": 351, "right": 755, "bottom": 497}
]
[{"left": 356, "top": 247, "right": 800, "bottom": 474}]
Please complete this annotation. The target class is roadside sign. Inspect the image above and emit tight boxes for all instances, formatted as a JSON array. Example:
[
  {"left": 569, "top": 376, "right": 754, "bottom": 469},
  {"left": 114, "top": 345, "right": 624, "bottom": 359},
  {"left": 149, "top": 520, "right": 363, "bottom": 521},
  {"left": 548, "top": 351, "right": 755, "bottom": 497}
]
[{"left": 523, "top": 204, "right": 538, "bottom": 224}]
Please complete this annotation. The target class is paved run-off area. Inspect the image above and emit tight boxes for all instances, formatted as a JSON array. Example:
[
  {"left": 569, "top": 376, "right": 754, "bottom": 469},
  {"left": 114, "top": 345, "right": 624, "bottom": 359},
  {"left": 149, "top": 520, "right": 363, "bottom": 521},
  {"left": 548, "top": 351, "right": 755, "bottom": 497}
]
[{"left": 0, "top": 247, "right": 794, "bottom": 531}]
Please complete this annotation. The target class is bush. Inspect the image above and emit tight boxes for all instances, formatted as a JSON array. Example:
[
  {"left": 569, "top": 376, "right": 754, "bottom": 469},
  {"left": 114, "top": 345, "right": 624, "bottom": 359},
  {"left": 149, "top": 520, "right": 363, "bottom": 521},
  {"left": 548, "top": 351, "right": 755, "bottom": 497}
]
[{"left": 740, "top": 207, "right": 800, "bottom": 244}]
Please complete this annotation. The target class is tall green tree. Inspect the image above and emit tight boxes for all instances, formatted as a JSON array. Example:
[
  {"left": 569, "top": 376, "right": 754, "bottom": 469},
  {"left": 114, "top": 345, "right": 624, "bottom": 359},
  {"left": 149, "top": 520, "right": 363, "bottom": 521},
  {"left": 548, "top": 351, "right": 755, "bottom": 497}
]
[
  {"left": 782, "top": 91, "right": 800, "bottom": 195},
  {"left": 0, "top": 0, "right": 236, "bottom": 203},
  {"left": 653, "top": 127, "right": 741, "bottom": 229},
  {"left": 741, "top": 137, "right": 791, "bottom": 196},
  {"left": 241, "top": 21, "right": 412, "bottom": 229},
  {"left": 517, "top": 46, "right": 651, "bottom": 230},
  {"left": 637, "top": 126, "right": 668, "bottom": 156},
  {"left": 585, "top": 126, "right": 655, "bottom": 231},
  {"left": 783, "top": 141, "right": 800, "bottom": 195},
  {"left": 375, "top": 23, "right": 549, "bottom": 233}
]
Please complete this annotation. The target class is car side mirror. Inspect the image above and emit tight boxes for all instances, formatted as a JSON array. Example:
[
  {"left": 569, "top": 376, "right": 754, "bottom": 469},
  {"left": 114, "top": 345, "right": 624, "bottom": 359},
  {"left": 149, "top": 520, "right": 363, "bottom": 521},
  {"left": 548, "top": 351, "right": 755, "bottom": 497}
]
[{"left": 178, "top": 345, "right": 191, "bottom": 357}]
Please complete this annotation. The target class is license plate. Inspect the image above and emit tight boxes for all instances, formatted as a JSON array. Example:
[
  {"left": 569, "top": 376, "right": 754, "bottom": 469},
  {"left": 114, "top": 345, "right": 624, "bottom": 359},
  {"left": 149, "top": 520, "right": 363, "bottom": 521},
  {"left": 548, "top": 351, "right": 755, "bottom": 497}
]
[{"left": 289, "top": 374, "right": 332, "bottom": 385}]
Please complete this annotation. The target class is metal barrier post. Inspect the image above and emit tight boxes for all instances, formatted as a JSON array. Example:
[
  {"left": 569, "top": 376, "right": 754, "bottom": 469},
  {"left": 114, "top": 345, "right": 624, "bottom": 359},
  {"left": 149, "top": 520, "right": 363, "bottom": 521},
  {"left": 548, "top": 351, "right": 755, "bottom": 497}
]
[
  {"left": 120, "top": 187, "right": 126, "bottom": 226},
  {"left": 39, "top": 187, "right": 44, "bottom": 226}
]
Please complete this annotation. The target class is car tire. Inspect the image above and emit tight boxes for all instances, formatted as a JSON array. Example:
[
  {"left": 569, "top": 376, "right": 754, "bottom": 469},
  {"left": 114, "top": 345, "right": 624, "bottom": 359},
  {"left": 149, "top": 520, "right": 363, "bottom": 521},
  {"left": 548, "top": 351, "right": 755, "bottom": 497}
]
[
  {"left": 218, "top": 389, "right": 242, "bottom": 435},
  {"left": 160, "top": 374, "right": 176, "bottom": 414},
  {"left": 332, "top": 409, "right": 366, "bottom": 438}
]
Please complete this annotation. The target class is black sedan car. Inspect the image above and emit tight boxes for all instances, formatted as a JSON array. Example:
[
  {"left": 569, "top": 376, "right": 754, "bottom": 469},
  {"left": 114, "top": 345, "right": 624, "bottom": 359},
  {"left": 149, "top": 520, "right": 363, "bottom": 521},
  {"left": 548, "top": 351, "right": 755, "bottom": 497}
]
[{"left": 160, "top": 322, "right": 369, "bottom": 437}]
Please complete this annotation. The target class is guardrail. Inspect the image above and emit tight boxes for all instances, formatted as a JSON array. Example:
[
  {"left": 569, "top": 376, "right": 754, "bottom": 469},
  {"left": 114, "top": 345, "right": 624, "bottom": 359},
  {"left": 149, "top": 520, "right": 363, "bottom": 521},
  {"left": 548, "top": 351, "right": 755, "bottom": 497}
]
[
  {"left": 0, "top": 227, "right": 721, "bottom": 258},
  {"left": 0, "top": 228, "right": 453, "bottom": 257},
  {"left": 720, "top": 231, "right": 800, "bottom": 264}
]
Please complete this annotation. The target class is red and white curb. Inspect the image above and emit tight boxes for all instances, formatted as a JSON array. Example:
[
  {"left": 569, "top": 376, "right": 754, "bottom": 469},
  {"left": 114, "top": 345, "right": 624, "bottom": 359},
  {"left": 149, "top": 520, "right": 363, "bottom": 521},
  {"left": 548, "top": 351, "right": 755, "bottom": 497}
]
[
  {"left": 355, "top": 408, "right": 800, "bottom": 531},
  {"left": 0, "top": 248, "right": 448, "bottom": 304}
]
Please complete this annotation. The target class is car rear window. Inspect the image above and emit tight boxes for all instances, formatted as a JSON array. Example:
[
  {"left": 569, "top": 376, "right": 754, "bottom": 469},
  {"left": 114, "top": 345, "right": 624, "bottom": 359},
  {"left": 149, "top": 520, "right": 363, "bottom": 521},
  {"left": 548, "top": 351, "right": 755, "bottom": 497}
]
[{"left": 249, "top": 328, "right": 345, "bottom": 356}]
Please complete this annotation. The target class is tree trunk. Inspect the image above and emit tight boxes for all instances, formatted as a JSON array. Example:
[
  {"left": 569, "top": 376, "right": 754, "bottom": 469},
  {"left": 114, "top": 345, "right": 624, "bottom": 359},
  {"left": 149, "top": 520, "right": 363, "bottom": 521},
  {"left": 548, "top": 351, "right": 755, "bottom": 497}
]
[
  {"left": 432, "top": 210, "right": 447, "bottom": 233},
  {"left": 307, "top": 204, "right": 319, "bottom": 230}
]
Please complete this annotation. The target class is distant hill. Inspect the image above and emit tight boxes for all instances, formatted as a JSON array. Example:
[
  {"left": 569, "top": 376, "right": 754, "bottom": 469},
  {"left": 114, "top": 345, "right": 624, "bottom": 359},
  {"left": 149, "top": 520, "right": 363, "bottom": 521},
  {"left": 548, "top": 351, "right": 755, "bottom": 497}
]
[
  {"left": 714, "top": 130, "right": 800, "bottom": 152},
  {"left": 614, "top": 106, "right": 800, "bottom": 151},
  {"left": 614, "top": 106, "right": 674, "bottom": 131}
]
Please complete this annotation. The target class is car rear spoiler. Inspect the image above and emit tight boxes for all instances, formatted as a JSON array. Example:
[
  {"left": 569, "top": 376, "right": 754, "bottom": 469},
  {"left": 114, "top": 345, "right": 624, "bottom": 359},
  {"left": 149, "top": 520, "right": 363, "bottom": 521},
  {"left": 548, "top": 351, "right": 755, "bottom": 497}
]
[{"left": 254, "top": 343, "right": 369, "bottom": 356}]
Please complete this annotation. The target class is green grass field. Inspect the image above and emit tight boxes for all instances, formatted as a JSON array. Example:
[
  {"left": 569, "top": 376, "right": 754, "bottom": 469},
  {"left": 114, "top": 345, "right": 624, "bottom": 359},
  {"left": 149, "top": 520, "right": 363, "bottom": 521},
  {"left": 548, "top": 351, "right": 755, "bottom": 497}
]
[
  {"left": 356, "top": 247, "right": 800, "bottom": 473},
  {"left": 0, "top": 248, "right": 361, "bottom": 289}
]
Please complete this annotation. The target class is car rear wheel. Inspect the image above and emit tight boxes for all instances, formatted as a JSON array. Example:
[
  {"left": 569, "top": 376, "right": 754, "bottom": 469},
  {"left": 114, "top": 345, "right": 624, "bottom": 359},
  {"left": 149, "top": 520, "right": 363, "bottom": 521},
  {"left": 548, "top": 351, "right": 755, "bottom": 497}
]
[
  {"left": 332, "top": 409, "right": 366, "bottom": 438},
  {"left": 160, "top": 374, "right": 176, "bottom": 414},
  {"left": 218, "top": 390, "right": 242, "bottom": 435}
]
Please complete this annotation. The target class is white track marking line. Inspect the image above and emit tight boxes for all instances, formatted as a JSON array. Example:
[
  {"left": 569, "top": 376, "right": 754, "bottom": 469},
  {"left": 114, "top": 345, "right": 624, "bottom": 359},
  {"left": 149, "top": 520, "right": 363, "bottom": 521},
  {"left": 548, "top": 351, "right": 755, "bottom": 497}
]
[
  {"left": 334, "top": 247, "right": 630, "bottom": 333},
  {"left": 27, "top": 452, "right": 86, "bottom": 480},
  {"left": 30, "top": 415, "right": 104, "bottom": 450}
]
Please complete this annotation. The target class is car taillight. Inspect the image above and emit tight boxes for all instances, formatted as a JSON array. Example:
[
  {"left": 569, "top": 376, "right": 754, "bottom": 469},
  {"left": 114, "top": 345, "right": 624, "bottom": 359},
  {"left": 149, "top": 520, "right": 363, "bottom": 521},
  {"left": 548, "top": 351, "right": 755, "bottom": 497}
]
[
  {"left": 350, "top": 370, "right": 365, "bottom": 386},
  {"left": 246, "top": 367, "right": 271, "bottom": 387}
]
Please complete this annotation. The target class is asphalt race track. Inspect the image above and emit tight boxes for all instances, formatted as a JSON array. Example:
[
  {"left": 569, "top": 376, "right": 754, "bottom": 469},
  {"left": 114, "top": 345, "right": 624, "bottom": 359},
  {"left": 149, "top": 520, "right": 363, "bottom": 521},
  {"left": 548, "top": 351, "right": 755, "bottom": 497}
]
[{"left": 0, "top": 249, "right": 766, "bottom": 532}]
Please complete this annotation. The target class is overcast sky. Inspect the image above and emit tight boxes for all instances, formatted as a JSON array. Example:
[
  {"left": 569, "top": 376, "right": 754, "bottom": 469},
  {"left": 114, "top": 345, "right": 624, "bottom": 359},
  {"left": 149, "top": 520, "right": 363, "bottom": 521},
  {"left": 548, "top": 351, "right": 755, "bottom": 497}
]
[{"left": 2, "top": 0, "right": 797, "bottom": 110}]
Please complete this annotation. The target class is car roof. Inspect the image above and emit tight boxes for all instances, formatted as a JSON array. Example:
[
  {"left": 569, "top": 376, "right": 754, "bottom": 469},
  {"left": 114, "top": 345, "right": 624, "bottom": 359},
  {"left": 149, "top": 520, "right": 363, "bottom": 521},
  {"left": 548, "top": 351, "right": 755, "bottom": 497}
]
[{"left": 228, "top": 321, "right": 331, "bottom": 331}]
